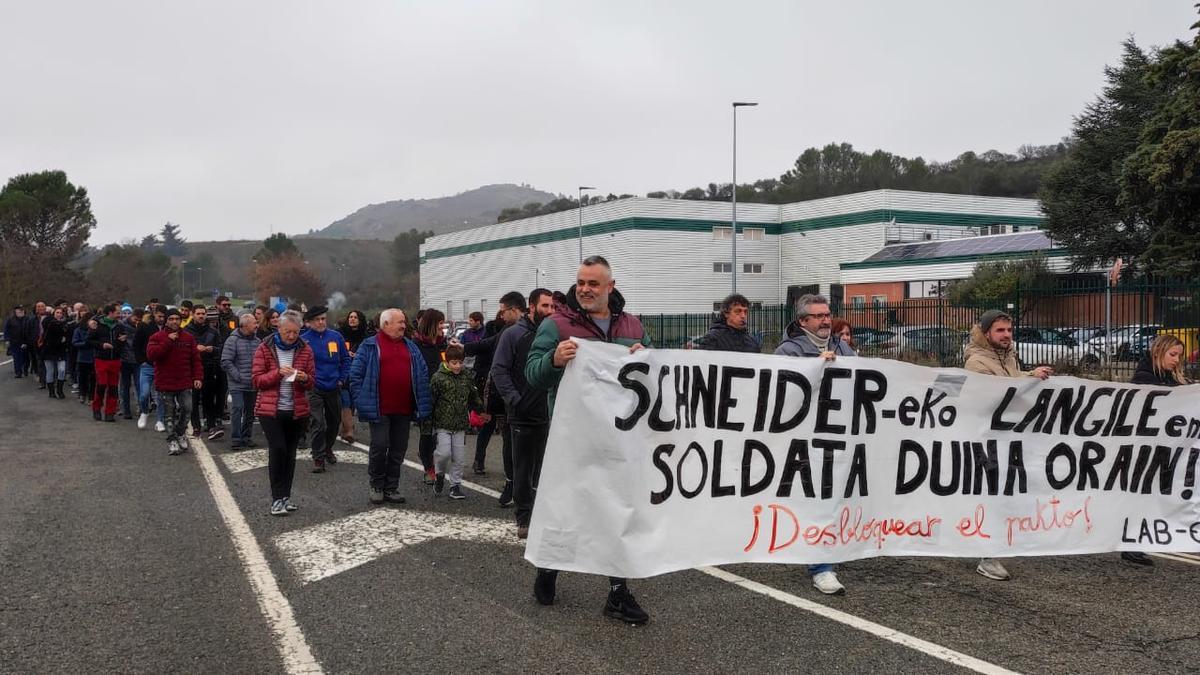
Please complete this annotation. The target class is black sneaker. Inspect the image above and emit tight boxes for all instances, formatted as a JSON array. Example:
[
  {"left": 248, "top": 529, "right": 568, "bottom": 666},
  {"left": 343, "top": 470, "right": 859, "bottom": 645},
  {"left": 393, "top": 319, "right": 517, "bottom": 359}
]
[
  {"left": 533, "top": 570, "right": 557, "bottom": 606},
  {"left": 92, "top": 410, "right": 102, "bottom": 421},
  {"left": 448, "top": 485, "right": 465, "bottom": 500},
  {"left": 311, "top": 459, "right": 326, "bottom": 474},
  {"left": 369, "top": 487, "right": 385, "bottom": 504},
  {"left": 604, "top": 586, "right": 649, "bottom": 625},
  {"left": 384, "top": 491, "right": 406, "bottom": 504},
  {"left": 1121, "top": 552, "right": 1155, "bottom": 567},
  {"left": 326, "top": 451, "right": 337, "bottom": 465},
  {"left": 434, "top": 473, "right": 445, "bottom": 495},
  {"left": 472, "top": 462, "right": 486, "bottom": 475},
  {"left": 498, "top": 480, "right": 514, "bottom": 508},
  {"left": 103, "top": 414, "right": 116, "bottom": 423}
]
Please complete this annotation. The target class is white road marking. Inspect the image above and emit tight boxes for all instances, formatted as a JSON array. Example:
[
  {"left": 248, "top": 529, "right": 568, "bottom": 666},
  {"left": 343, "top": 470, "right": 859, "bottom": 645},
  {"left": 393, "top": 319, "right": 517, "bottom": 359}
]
[
  {"left": 340, "top": 438, "right": 501, "bottom": 498},
  {"left": 1, "top": 358, "right": 12, "bottom": 366},
  {"left": 698, "top": 566, "right": 1018, "bottom": 675},
  {"left": 221, "top": 447, "right": 368, "bottom": 474},
  {"left": 192, "top": 437, "right": 323, "bottom": 674},
  {"left": 275, "top": 509, "right": 518, "bottom": 584},
  {"left": 1151, "top": 552, "right": 1200, "bottom": 566}
]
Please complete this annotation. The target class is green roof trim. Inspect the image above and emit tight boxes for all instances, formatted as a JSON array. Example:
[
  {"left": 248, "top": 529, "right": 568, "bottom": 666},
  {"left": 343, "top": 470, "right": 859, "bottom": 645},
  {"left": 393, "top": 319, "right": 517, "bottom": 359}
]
[
  {"left": 421, "top": 208, "right": 1045, "bottom": 260},
  {"left": 839, "top": 248, "right": 1069, "bottom": 270},
  {"left": 782, "top": 209, "right": 1043, "bottom": 233}
]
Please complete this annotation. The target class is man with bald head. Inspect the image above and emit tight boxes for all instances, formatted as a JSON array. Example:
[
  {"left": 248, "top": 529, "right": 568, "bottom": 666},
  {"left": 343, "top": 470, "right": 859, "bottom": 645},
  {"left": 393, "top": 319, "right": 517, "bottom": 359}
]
[{"left": 349, "top": 309, "right": 432, "bottom": 505}]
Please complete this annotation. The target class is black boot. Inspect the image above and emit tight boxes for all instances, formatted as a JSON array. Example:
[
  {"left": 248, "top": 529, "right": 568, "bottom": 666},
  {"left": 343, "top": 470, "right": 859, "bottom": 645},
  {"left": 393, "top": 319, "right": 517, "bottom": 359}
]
[
  {"left": 1121, "top": 552, "right": 1155, "bottom": 567},
  {"left": 498, "top": 480, "right": 514, "bottom": 508},
  {"left": 49, "top": 384, "right": 57, "bottom": 398},
  {"left": 56, "top": 381, "right": 65, "bottom": 399},
  {"left": 533, "top": 569, "right": 557, "bottom": 606}
]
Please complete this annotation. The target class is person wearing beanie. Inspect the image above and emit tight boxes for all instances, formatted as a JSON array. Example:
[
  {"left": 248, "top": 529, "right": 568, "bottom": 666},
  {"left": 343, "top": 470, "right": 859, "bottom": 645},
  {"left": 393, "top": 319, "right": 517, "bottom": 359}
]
[
  {"left": 963, "top": 308, "right": 1053, "bottom": 582},
  {"left": 146, "top": 309, "right": 203, "bottom": 455}
]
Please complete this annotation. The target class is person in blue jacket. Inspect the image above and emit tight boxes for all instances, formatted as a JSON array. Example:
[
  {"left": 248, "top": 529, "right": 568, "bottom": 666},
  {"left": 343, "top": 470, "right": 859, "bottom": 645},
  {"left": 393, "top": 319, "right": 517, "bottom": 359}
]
[
  {"left": 349, "top": 308, "right": 431, "bottom": 505},
  {"left": 299, "top": 305, "right": 352, "bottom": 473}
]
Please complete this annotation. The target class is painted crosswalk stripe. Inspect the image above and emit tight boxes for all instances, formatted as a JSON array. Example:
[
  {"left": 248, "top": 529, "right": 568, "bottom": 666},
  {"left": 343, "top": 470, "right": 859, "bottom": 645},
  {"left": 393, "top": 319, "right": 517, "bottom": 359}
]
[
  {"left": 339, "top": 438, "right": 502, "bottom": 498},
  {"left": 221, "top": 447, "right": 368, "bottom": 474},
  {"left": 274, "top": 509, "right": 518, "bottom": 584}
]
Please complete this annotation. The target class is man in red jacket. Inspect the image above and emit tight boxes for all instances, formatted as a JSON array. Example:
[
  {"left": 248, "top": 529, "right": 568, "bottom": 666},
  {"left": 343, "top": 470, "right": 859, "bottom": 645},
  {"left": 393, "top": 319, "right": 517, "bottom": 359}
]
[{"left": 146, "top": 309, "right": 203, "bottom": 456}]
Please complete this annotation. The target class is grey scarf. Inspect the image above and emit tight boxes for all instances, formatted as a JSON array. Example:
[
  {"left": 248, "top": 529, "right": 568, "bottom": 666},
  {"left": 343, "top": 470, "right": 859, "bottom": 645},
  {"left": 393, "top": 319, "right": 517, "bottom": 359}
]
[{"left": 802, "top": 327, "right": 830, "bottom": 352}]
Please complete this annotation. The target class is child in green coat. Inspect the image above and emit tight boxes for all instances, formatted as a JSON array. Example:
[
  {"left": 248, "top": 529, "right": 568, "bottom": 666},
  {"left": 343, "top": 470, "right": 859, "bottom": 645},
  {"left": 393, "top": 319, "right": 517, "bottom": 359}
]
[{"left": 431, "top": 344, "right": 487, "bottom": 499}]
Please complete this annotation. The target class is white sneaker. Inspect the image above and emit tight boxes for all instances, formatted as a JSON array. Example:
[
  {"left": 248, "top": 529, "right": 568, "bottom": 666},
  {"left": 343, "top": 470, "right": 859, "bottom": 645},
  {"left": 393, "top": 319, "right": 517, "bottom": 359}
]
[
  {"left": 137, "top": 413, "right": 149, "bottom": 430},
  {"left": 167, "top": 439, "right": 182, "bottom": 455},
  {"left": 177, "top": 435, "right": 190, "bottom": 451},
  {"left": 155, "top": 420, "right": 166, "bottom": 433},
  {"left": 976, "top": 558, "right": 1010, "bottom": 581},
  {"left": 811, "top": 570, "right": 846, "bottom": 595},
  {"left": 270, "top": 499, "right": 288, "bottom": 516}
]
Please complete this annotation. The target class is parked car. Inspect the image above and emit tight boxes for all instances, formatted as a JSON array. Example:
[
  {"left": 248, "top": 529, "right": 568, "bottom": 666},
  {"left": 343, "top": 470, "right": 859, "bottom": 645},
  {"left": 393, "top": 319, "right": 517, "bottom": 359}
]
[
  {"left": 880, "top": 326, "right": 968, "bottom": 362},
  {"left": 1087, "top": 324, "right": 1161, "bottom": 358},
  {"left": 1014, "top": 327, "right": 1103, "bottom": 369},
  {"left": 850, "top": 327, "right": 897, "bottom": 349},
  {"left": 1059, "top": 326, "right": 1105, "bottom": 345}
]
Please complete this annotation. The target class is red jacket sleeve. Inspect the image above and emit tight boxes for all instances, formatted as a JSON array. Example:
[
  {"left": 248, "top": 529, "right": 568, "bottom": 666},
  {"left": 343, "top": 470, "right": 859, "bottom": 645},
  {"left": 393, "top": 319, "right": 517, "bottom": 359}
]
[
  {"left": 251, "top": 343, "right": 281, "bottom": 391},
  {"left": 294, "top": 346, "right": 317, "bottom": 394},
  {"left": 145, "top": 331, "right": 167, "bottom": 363}
]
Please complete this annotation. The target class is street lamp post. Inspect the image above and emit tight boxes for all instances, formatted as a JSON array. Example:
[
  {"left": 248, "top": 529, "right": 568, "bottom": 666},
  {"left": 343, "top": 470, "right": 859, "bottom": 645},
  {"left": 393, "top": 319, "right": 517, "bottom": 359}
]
[
  {"left": 179, "top": 260, "right": 187, "bottom": 301},
  {"left": 731, "top": 101, "right": 758, "bottom": 293},
  {"left": 578, "top": 186, "right": 596, "bottom": 262},
  {"left": 196, "top": 267, "right": 204, "bottom": 299}
]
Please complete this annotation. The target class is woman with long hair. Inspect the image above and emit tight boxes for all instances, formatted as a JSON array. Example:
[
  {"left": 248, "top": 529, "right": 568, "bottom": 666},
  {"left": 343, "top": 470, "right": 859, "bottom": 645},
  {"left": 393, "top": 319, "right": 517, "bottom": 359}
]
[
  {"left": 41, "top": 307, "right": 71, "bottom": 399},
  {"left": 413, "top": 308, "right": 447, "bottom": 484},
  {"left": 257, "top": 308, "right": 279, "bottom": 340},
  {"left": 1122, "top": 333, "right": 1191, "bottom": 566},
  {"left": 337, "top": 309, "right": 372, "bottom": 444}
]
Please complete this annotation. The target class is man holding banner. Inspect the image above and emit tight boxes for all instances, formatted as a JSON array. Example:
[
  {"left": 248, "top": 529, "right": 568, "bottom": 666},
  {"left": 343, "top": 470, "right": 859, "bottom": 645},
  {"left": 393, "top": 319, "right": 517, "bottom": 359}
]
[
  {"left": 774, "top": 293, "right": 857, "bottom": 595},
  {"left": 524, "top": 255, "right": 651, "bottom": 625},
  {"left": 964, "top": 309, "right": 1052, "bottom": 582}
]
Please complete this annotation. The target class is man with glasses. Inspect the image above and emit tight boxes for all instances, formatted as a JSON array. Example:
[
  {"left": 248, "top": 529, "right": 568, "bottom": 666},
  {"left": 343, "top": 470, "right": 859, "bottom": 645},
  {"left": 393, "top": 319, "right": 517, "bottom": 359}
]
[
  {"left": 775, "top": 293, "right": 856, "bottom": 596},
  {"left": 214, "top": 296, "right": 237, "bottom": 428}
]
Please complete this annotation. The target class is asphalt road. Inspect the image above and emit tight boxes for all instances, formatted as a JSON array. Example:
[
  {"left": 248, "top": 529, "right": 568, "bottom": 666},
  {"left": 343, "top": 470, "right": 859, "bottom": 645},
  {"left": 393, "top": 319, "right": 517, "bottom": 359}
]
[{"left": 2, "top": 365, "right": 1198, "bottom": 674}]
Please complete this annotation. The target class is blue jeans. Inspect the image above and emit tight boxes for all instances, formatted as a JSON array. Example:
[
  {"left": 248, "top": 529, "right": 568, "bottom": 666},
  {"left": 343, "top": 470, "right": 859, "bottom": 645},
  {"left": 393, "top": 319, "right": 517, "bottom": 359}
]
[
  {"left": 809, "top": 564, "right": 834, "bottom": 576},
  {"left": 44, "top": 358, "right": 67, "bottom": 383},
  {"left": 229, "top": 390, "right": 257, "bottom": 447},
  {"left": 138, "top": 363, "right": 164, "bottom": 422}
]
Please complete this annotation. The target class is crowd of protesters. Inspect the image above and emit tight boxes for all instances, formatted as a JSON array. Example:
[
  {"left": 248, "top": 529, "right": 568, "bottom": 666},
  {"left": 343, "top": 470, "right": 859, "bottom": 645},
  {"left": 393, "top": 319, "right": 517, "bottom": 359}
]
[{"left": 5, "top": 259, "right": 1193, "bottom": 626}]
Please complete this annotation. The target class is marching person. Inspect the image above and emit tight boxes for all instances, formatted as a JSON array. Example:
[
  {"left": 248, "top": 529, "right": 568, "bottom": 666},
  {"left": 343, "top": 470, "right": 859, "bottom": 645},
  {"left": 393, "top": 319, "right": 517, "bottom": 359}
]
[
  {"left": 4, "top": 305, "right": 33, "bottom": 379},
  {"left": 252, "top": 311, "right": 316, "bottom": 516},
  {"left": 490, "top": 288, "right": 555, "bottom": 538},
  {"left": 222, "top": 313, "right": 263, "bottom": 450},
  {"left": 135, "top": 305, "right": 167, "bottom": 431},
  {"left": 413, "top": 309, "right": 449, "bottom": 484},
  {"left": 118, "top": 306, "right": 141, "bottom": 418},
  {"left": 213, "top": 296, "right": 238, "bottom": 425},
  {"left": 774, "top": 293, "right": 856, "bottom": 596},
  {"left": 185, "top": 304, "right": 223, "bottom": 440},
  {"left": 88, "top": 304, "right": 127, "bottom": 422},
  {"left": 462, "top": 292, "right": 525, "bottom": 496},
  {"left": 72, "top": 314, "right": 96, "bottom": 406},
  {"left": 146, "top": 309, "right": 203, "bottom": 455},
  {"left": 40, "top": 307, "right": 71, "bottom": 399},
  {"left": 525, "top": 255, "right": 650, "bottom": 624},
  {"left": 348, "top": 308, "right": 431, "bottom": 505},
  {"left": 430, "top": 343, "right": 486, "bottom": 499},
  {"left": 693, "top": 293, "right": 761, "bottom": 352},
  {"left": 963, "top": 309, "right": 1053, "bottom": 581},
  {"left": 338, "top": 309, "right": 371, "bottom": 444},
  {"left": 299, "top": 305, "right": 351, "bottom": 473}
]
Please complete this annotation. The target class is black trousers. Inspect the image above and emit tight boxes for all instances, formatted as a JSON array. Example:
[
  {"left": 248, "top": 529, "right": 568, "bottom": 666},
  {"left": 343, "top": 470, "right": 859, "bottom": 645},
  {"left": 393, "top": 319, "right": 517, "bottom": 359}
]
[
  {"left": 76, "top": 362, "right": 93, "bottom": 401},
  {"left": 511, "top": 422, "right": 548, "bottom": 528},
  {"left": 308, "top": 389, "right": 341, "bottom": 461},
  {"left": 418, "top": 431, "right": 435, "bottom": 471},
  {"left": 368, "top": 414, "right": 412, "bottom": 492},
  {"left": 191, "top": 366, "right": 221, "bottom": 432},
  {"left": 261, "top": 411, "right": 302, "bottom": 500}
]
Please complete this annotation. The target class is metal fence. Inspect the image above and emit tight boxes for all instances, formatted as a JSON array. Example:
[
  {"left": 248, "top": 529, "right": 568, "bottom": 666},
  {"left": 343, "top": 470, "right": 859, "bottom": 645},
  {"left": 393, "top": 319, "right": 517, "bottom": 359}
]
[{"left": 637, "top": 278, "right": 1200, "bottom": 381}]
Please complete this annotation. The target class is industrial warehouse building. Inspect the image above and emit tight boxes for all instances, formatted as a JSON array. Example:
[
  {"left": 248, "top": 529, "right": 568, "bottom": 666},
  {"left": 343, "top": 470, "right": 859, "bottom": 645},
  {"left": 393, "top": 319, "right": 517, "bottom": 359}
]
[{"left": 418, "top": 189, "right": 1046, "bottom": 321}]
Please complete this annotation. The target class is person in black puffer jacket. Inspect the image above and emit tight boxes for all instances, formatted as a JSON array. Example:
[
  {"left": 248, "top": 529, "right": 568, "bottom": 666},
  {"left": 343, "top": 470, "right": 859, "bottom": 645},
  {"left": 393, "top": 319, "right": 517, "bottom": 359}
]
[
  {"left": 692, "top": 293, "right": 761, "bottom": 353},
  {"left": 185, "top": 305, "right": 223, "bottom": 438}
]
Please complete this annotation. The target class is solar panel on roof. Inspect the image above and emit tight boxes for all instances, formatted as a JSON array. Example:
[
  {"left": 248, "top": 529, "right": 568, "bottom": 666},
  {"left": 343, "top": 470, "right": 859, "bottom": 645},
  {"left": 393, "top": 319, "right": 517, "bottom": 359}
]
[{"left": 859, "top": 230, "right": 1052, "bottom": 264}]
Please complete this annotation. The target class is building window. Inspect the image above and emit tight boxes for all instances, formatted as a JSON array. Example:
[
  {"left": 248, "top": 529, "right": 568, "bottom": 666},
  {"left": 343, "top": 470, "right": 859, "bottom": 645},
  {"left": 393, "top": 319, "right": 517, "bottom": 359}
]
[
  {"left": 743, "top": 227, "right": 764, "bottom": 241},
  {"left": 742, "top": 263, "right": 763, "bottom": 274},
  {"left": 907, "top": 280, "right": 947, "bottom": 299},
  {"left": 979, "top": 224, "right": 1008, "bottom": 236},
  {"left": 713, "top": 227, "right": 732, "bottom": 240},
  {"left": 713, "top": 262, "right": 732, "bottom": 273},
  {"left": 712, "top": 302, "right": 723, "bottom": 312},
  {"left": 871, "top": 295, "right": 888, "bottom": 307},
  {"left": 751, "top": 301, "right": 763, "bottom": 310},
  {"left": 851, "top": 295, "right": 866, "bottom": 308}
]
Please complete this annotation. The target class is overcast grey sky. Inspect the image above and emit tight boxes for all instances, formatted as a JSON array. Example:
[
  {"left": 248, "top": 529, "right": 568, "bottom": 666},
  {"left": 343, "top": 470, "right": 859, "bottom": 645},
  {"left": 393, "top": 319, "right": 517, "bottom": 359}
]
[{"left": 1, "top": 1, "right": 1194, "bottom": 245}]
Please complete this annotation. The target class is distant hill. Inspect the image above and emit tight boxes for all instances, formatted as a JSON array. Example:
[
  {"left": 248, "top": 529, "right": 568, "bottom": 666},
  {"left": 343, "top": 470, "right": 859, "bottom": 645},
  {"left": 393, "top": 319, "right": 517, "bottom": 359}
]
[{"left": 307, "top": 183, "right": 558, "bottom": 240}]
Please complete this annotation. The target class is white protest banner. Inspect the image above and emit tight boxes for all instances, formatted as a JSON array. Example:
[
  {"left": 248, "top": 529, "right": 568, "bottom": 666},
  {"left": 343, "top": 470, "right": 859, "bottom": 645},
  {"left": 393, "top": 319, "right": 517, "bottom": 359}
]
[{"left": 525, "top": 341, "right": 1200, "bottom": 579}]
